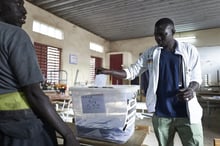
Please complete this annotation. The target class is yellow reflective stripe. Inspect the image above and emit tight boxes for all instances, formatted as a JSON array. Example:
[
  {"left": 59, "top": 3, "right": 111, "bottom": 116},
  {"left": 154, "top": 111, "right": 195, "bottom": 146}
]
[{"left": 0, "top": 92, "right": 30, "bottom": 110}]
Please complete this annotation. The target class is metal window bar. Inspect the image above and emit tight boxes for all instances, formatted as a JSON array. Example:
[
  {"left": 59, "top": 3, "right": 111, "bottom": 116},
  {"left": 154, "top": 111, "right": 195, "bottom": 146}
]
[{"left": 47, "top": 70, "right": 68, "bottom": 85}]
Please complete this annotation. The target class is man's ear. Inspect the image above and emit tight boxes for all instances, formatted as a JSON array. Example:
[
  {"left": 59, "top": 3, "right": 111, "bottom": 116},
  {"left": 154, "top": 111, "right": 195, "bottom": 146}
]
[{"left": 172, "top": 28, "right": 176, "bottom": 35}]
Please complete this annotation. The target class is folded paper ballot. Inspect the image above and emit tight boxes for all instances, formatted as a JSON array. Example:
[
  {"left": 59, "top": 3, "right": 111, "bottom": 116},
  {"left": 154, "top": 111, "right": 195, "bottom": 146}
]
[
  {"left": 94, "top": 74, "right": 107, "bottom": 87},
  {"left": 186, "top": 95, "right": 203, "bottom": 124}
]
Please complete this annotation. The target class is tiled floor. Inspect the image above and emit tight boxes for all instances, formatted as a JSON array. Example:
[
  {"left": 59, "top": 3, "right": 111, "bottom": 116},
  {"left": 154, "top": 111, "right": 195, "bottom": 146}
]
[{"left": 142, "top": 109, "right": 220, "bottom": 146}]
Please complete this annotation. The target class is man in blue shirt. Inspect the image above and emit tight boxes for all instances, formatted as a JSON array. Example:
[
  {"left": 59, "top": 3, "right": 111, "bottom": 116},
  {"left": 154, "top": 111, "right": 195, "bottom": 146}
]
[{"left": 97, "top": 18, "right": 203, "bottom": 146}]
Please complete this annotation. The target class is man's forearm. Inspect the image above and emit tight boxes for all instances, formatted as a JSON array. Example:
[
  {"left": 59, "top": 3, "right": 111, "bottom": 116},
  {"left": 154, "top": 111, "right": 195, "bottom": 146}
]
[
  {"left": 102, "top": 69, "right": 127, "bottom": 79},
  {"left": 188, "top": 81, "right": 200, "bottom": 91}
]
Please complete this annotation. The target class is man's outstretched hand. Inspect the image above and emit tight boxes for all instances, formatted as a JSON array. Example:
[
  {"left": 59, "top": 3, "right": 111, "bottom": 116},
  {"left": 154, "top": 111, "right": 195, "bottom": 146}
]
[{"left": 95, "top": 67, "right": 107, "bottom": 74}]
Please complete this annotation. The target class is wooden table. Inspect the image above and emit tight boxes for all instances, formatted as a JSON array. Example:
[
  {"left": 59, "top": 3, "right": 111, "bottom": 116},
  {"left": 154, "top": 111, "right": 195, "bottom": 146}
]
[
  {"left": 197, "top": 91, "right": 220, "bottom": 96},
  {"left": 44, "top": 90, "right": 71, "bottom": 101},
  {"left": 58, "top": 119, "right": 150, "bottom": 146},
  {"left": 44, "top": 90, "right": 72, "bottom": 112},
  {"left": 49, "top": 95, "right": 71, "bottom": 102},
  {"left": 198, "top": 96, "right": 220, "bottom": 115},
  {"left": 214, "top": 138, "right": 220, "bottom": 146},
  {"left": 197, "top": 91, "right": 220, "bottom": 114}
]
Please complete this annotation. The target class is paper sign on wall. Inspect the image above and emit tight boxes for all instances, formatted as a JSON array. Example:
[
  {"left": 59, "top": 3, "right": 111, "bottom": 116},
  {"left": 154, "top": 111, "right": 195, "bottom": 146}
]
[{"left": 69, "top": 54, "right": 78, "bottom": 64}]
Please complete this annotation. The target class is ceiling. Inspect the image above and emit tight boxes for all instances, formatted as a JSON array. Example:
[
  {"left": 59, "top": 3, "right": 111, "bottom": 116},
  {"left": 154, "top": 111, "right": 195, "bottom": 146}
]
[{"left": 27, "top": 0, "right": 220, "bottom": 41}]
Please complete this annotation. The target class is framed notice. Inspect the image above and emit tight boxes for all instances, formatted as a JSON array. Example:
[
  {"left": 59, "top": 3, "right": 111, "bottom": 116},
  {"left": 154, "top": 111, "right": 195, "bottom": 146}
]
[{"left": 69, "top": 54, "right": 78, "bottom": 64}]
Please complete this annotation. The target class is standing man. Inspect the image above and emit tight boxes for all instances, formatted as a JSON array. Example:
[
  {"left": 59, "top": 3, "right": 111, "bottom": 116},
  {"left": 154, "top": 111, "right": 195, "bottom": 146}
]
[
  {"left": 0, "top": 0, "right": 80, "bottom": 146},
  {"left": 97, "top": 18, "right": 203, "bottom": 146}
]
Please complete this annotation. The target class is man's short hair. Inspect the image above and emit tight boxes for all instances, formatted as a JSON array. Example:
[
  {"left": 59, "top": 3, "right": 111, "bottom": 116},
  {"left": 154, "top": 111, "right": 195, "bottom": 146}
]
[
  {"left": 155, "top": 18, "right": 175, "bottom": 34},
  {"left": 155, "top": 18, "right": 174, "bottom": 27}
]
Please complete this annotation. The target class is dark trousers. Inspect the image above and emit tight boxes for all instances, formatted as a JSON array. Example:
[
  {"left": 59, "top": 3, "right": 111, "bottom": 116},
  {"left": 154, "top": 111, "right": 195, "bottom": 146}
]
[{"left": 0, "top": 109, "right": 58, "bottom": 146}]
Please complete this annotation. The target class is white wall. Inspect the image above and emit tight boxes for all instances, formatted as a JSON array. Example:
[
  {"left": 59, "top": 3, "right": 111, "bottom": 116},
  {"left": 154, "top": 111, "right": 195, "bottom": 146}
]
[
  {"left": 110, "top": 37, "right": 156, "bottom": 62},
  {"left": 198, "top": 46, "right": 220, "bottom": 86},
  {"left": 23, "top": 1, "right": 110, "bottom": 87}
]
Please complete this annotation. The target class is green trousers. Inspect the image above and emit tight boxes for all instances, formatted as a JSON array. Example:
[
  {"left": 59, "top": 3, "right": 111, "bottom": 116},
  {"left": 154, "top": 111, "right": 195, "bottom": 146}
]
[{"left": 152, "top": 115, "right": 204, "bottom": 146}]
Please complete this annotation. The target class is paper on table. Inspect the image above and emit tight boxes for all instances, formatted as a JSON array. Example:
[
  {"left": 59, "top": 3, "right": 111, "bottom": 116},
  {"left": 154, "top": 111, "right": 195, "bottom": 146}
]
[{"left": 94, "top": 74, "right": 107, "bottom": 87}]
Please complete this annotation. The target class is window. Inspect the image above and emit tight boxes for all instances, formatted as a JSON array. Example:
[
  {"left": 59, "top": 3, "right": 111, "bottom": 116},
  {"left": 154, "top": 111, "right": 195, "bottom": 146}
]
[
  {"left": 89, "top": 56, "right": 102, "bottom": 83},
  {"left": 89, "top": 42, "right": 104, "bottom": 53},
  {"left": 34, "top": 42, "right": 62, "bottom": 83},
  {"left": 32, "top": 20, "right": 64, "bottom": 40},
  {"left": 47, "top": 47, "right": 61, "bottom": 83},
  {"left": 89, "top": 57, "right": 96, "bottom": 83}
]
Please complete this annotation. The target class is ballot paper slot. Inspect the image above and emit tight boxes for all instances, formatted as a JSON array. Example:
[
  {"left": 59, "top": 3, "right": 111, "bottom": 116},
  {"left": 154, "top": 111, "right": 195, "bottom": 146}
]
[{"left": 88, "top": 86, "right": 113, "bottom": 88}]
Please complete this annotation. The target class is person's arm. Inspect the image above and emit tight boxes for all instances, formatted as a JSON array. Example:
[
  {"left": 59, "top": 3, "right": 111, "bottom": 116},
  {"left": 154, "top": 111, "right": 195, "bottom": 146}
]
[
  {"left": 177, "top": 44, "right": 202, "bottom": 102},
  {"left": 96, "top": 67, "right": 127, "bottom": 79},
  {"left": 96, "top": 49, "right": 151, "bottom": 80},
  {"left": 22, "top": 83, "right": 80, "bottom": 146},
  {"left": 188, "top": 81, "right": 200, "bottom": 92}
]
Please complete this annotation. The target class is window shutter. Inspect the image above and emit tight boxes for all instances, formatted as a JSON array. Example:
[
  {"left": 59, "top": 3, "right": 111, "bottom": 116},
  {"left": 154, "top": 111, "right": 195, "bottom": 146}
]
[
  {"left": 89, "top": 56, "right": 102, "bottom": 83},
  {"left": 47, "top": 47, "right": 61, "bottom": 83},
  {"left": 34, "top": 42, "right": 47, "bottom": 79},
  {"left": 34, "top": 42, "right": 62, "bottom": 83}
]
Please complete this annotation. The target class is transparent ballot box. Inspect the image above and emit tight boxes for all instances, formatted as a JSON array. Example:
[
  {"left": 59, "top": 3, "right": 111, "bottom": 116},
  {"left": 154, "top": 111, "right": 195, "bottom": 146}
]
[{"left": 69, "top": 85, "right": 139, "bottom": 144}]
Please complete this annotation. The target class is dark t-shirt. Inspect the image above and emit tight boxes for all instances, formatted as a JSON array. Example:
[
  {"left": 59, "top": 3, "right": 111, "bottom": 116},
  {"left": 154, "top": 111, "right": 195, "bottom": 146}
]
[
  {"left": 155, "top": 49, "right": 187, "bottom": 117},
  {"left": 0, "top": 22, "right": 43, "bottom": 94}
]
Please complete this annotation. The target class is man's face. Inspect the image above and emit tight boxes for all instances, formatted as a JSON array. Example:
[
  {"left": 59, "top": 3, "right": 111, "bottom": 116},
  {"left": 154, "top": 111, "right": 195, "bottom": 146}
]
[
  {"left": 0, "top": 0, "right": 27, "bottom": 27},
  {"left": 154, "top": 25, "right": 174, "bottom": 47}
]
